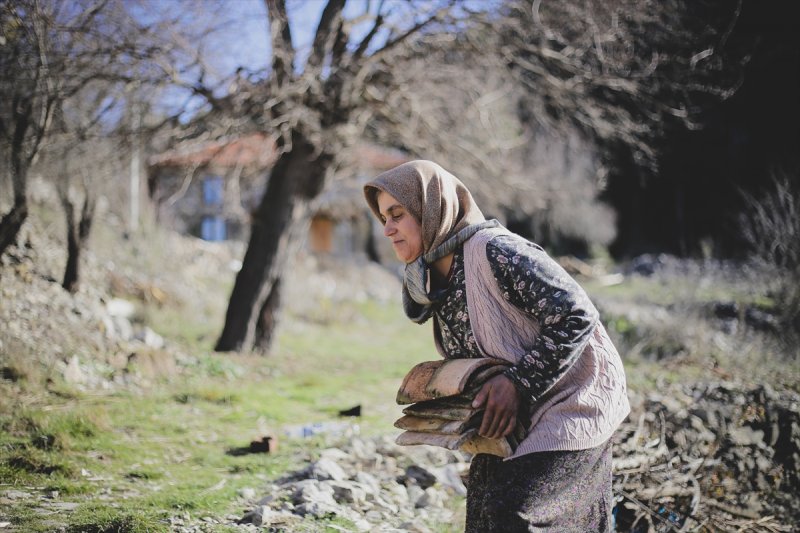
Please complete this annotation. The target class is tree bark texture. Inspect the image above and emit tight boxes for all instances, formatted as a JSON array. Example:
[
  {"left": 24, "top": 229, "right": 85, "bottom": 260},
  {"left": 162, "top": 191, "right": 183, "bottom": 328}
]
[
  {"left": 61, "top": 190, "right": 95, "bottom": 293},
  {"left": 254, "top": 277, "right": 282, "bottom": 353},
  {"left": 215, "top": 131, "right": 332, "bottom": 352},
  {"left": 0, "top": 118, "right": 31, "bottom": 257},
  {"left": 0, "top": 202, "right": 28, "bottom": 257}
]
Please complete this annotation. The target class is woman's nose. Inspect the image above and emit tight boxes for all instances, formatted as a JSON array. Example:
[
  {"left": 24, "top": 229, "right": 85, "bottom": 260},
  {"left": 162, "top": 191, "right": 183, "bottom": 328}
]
[{"left": 383, "top": 221, "right": 396, "bottom": 237}]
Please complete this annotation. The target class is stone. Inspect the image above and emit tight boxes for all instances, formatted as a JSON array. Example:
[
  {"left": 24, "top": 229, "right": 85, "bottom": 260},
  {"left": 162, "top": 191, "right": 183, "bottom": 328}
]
[
  {"left": 134, "top": 327, "right": 165, "bottom": 348},
  {"left": 354, "top": 471, "right": 380, "bottom": 494},
  {"left": 292, "top": 480, "right": 337, "bottom": 507},
  {"left": 384, "top": 482, "right": 410, "bottom": 507},
  {"left": 63, "top": 354, "right": 85, "bottom": 384},
  {"left": 403, "top": 465, "right": 437, "bottom": 489},
  {"left": 239, "top": 505, "right": 267, "bottom": 526},
  {"left": 432, "top": 463, "right": 467, "bottom": 496},
  {"left": 407, "top": 485, "right": 425, "bottom": 508},
  {"left": 319, "top": 448, "right": 351, "bottom": 463},
  {"left": 2, "top": 490, "right": 32, "bottom": 499},
  {"left": 308, "top": 458, "right": 347, "bottom": 481},
  {"left": 353, "top": 519, "right": 372, "bottom": 531},
  {"left": 416, "top": 487, "right": 444, "bottom": 509},
  {"left": 327, "top": 481, "right": 367, "bottom": 505},
  {"left": 238, "top": 487, "right": 256, "bottom": 500}
]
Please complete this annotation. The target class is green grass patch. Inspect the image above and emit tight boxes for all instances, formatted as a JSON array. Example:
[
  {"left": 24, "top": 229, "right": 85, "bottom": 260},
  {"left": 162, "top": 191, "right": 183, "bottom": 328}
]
[{"left": 66, "top": 503, "right": 167, "bottom": 533}]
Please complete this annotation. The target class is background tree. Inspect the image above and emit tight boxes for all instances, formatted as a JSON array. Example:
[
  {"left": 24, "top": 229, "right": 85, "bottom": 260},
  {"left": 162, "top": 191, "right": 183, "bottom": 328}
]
[
  {"left": 365, "top": 32, "right": 616, "bottom": 254},
  {"left": 0, "top": 0, "right": 212, "bottom": 286},
  {"left": 202, "top": 0, "right": 469, "bottom": 352}
]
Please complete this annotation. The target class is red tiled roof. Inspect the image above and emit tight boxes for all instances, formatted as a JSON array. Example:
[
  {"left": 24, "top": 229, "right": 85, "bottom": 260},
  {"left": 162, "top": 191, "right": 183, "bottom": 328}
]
[{"left": 148, "top": 133, "right": 277, "bottom": 170}]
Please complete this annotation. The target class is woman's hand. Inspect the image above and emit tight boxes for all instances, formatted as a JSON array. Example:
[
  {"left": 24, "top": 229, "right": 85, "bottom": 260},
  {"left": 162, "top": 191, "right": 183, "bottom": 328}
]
[{"left": 472, "top": 374, "right": 521, "bottom": 439}]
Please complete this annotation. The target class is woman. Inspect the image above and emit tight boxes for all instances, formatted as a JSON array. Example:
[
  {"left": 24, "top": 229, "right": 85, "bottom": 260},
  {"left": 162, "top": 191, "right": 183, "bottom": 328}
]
[{"left": 363, "top": 160, "right": 630, "bottom": 532}]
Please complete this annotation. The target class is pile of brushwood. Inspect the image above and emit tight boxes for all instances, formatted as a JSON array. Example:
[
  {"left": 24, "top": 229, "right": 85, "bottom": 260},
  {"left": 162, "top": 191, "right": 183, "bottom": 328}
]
[{"left": 612, "top": 383, "right": 799, "bottom": 532}]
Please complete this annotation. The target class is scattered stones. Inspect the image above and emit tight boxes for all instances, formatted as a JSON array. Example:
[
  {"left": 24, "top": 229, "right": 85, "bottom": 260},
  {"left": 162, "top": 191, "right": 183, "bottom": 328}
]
[{"left": 236, "top": 437, "right": 465, "bottom": 530}]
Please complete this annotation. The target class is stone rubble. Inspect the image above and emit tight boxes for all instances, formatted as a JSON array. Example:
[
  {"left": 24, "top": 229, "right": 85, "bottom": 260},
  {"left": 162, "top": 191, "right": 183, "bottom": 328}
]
[
  {"left": 109, "top": 381, "right": 788, "bottom": 532},
  {"left": 214, "top": 382, "right": 799, "bottom": 532},
  {"left": 230, "top": 435, "right": 468, "bottom": 532}
]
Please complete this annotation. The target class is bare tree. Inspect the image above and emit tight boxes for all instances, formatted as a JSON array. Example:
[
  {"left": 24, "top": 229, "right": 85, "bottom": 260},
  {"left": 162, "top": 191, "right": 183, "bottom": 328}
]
[
  {"left": 195, "top": 0, "right": 468, "bottom": 352},
  {"left": 1, "top": 2, "right": 110, "bottom": 254},
  {"left": 363, "top": 29, "right": 615, "bottom": 251},
  {"left": 491, "top": 0, "right": 747, "bottom": 169},
  {"left": 0, "top": 0, "right": 58, "bottom": 255},
  {"left": 58, "top": 173, "right": 96, "bottom": 293}
]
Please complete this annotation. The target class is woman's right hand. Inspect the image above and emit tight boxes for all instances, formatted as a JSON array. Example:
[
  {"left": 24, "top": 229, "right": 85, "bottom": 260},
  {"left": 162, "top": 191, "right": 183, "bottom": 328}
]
[{"left": 472, "top": 375, "right": 520, "bottom": 440}]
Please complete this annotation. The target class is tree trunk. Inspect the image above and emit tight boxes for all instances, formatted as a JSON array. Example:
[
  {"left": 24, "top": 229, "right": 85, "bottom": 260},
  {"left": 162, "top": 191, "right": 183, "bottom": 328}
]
[
  {"left": 60, "top": 188, "right": 95, "bottom": 293},
  {"left": 0, "top": 202, "right": 28, "bottom": 257},
  {"left": 253, "top": 277, "right": 282, "bottom": 353},
  {"left": 0, "top": 149, "right": 30, "bottom": 257},
  {"left": 215, "top": 131, "right": 332, "bottom": 352}
]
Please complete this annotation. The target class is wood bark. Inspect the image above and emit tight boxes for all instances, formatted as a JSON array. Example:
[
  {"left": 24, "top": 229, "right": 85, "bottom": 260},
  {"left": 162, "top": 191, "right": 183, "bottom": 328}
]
[
  {"left": 0, "top": 203, "right": 28, "bottom": 257},
  {"left": 215, "top": 131, "right": 331, "bottom": 352},
  {"left": 60, "top": 188, "right": 95, "bottom": 293},
  {"left": 254, "top": 277, "right": 282, "bottom": 353}
]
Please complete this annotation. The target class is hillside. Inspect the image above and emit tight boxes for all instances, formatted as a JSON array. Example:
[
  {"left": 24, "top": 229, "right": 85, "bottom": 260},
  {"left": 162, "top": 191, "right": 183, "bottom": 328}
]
[{"left": 1, "top": 192, "right": 799, "bottom": 532}]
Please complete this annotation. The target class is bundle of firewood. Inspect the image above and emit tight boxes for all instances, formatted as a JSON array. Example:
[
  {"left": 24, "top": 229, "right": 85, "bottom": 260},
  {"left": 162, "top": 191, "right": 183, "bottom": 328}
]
[{"left": 394, "top": 358, "right": 528, "bottom": 458}]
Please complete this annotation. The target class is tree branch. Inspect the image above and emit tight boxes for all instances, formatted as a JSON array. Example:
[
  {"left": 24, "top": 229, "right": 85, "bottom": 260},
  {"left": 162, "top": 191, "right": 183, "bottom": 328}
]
[
  {"left": 307, "top": 0, "right": 346, "bottom": 71},
  {"left": 265, "top": 0, "right": 294, "bottom": 86}
]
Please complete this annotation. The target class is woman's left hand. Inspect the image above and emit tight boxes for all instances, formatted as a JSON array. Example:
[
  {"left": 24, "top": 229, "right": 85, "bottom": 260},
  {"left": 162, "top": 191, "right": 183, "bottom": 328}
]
[{"left": 472, "top": 375, "right": 521, "bottom": 439}]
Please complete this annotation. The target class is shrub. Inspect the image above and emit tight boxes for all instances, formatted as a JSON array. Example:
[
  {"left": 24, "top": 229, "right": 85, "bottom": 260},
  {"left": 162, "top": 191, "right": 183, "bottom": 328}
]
[{"left": 739, "top": 173, "right": 800, "bottom": 347}]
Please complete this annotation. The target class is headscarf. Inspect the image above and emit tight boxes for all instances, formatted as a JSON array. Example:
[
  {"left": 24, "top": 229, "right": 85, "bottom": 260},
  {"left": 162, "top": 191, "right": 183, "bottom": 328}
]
[{"left": 364, "top": 160, "right": 499, "bottom": 323}]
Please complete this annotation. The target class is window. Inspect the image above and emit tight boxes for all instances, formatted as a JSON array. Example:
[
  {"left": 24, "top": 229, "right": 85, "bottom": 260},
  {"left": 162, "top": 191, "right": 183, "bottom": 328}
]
[
  {"left": 202, "top": 176, "right": 224, "bottom": 206},
  {"left": 201, "top": 216, "right": 226, "bottom": 241}
]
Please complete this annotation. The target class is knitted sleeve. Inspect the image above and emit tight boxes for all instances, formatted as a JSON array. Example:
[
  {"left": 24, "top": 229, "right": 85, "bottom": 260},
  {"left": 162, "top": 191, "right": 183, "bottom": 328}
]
[{"left": 486, "top": 235, "right": 599, "bottom": 405}]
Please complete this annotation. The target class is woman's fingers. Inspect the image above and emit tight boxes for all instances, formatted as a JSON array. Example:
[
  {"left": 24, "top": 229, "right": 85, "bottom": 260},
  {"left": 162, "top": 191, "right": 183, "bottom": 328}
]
[{"left": 477, "top": 376, "right": 520, "bottom": 439}]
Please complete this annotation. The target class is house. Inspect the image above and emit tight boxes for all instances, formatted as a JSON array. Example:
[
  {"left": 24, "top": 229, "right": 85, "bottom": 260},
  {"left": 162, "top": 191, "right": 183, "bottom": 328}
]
[
  {"left": 147, "top": 134, "right": 408, "bottom": 259},
  {"left": 147, "top": 133, "right": 276, "bottom": 241}
]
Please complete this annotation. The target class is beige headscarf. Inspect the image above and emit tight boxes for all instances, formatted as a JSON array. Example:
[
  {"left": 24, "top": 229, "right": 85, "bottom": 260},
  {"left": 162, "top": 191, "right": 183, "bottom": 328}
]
[{"left": 364, "top": 160, "right": 499, "bottom": 323}]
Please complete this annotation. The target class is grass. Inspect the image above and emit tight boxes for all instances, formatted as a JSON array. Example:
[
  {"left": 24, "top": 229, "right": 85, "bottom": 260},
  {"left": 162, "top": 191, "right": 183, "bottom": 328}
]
[{"left": 0, "top": 297, "right": 437, "bottom": 532}]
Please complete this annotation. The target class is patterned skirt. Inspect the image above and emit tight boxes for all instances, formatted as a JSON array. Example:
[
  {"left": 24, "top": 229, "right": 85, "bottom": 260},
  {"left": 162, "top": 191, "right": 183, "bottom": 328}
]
[{"left": 465, "top": 439, "right": 613, "bottom": 532}]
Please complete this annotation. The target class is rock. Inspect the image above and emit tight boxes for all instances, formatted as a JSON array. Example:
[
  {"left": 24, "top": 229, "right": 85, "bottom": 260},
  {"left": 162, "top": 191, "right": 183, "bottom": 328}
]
[
  {"left": 40, "top": 501, "right": 80, "bottom": 511},
  {"left": 239, "top": 505, "right": 268, "bottom": 526},
  {"left": 106, "top": 298, "right": 136, "bottom": 318},
  {"left": 416, "top": 487, "right": 444, "bottom": 509},
  {"left": 354, "top": 471, "right": 380, "bottom": 494},
  {"left": 399, "top": 520, "right": 434, "bottom": 533},
  {"left": 712, "top": 301, "right": 739, "bottom": 319},
  {"left": 383, "top": 482, "right": 410, "bottom": 507},
  {"left": 62, "top": 355, "right": 84, "bottom": 384},
  {"left": 328, "top": 481, "right": 367, "bottom": 505},
  {"left": 431, "top": 463, "right": 467, "bottom": 496},
  {"left": 2, "top": 490, "right": 32, "bottom": 500},
  {"left": 353, "top": 518, "right": 372, "bottom": 531},
  {"left": 134, "top": 327, "right": 165, "bottom": 348},
  {"left": 307, "top": 458, "right": 347, "bottom": 482},
  {"left": 319, "top": 448, "right": 351, "bottom": 463},
  {"left": 407, "top": 484, "right": 425, "bottom": 508},
  {"left": 238, "top": 487, "right": 257, "bottom": 500},
  {"left": 292, "top": 480, "right": 337, "bottom": 507},
  {"left": 401, "top": 465, "right": 436, "bottom": 489}
]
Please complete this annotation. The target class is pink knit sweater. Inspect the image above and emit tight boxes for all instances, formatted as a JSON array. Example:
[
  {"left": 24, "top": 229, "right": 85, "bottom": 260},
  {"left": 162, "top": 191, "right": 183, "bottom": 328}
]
[{"left": 435, "top": 227, "right": 630, "bottom": 459}]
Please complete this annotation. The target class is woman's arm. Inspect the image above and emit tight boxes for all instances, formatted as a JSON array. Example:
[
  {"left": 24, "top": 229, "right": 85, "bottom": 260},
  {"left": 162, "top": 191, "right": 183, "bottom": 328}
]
[{"left": 487, "top": 234, "right": 599, "bottom": 404}]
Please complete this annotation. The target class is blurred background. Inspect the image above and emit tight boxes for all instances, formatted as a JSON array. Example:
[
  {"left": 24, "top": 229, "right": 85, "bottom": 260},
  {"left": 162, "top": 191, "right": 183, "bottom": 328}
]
[{"left": 1, "top": 1, "right": 798, "bottom": 531}]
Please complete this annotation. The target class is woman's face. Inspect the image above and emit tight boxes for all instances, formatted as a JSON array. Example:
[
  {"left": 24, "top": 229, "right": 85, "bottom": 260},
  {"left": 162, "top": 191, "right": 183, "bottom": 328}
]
[{"left": 377, "top": 191, "right": 423, "bottom": 263}]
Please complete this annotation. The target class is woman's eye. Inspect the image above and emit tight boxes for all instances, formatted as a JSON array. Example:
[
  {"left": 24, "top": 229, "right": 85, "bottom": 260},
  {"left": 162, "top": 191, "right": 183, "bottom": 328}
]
[{"left": 392, "top": 214, "right": 402, "bottom": 221}]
